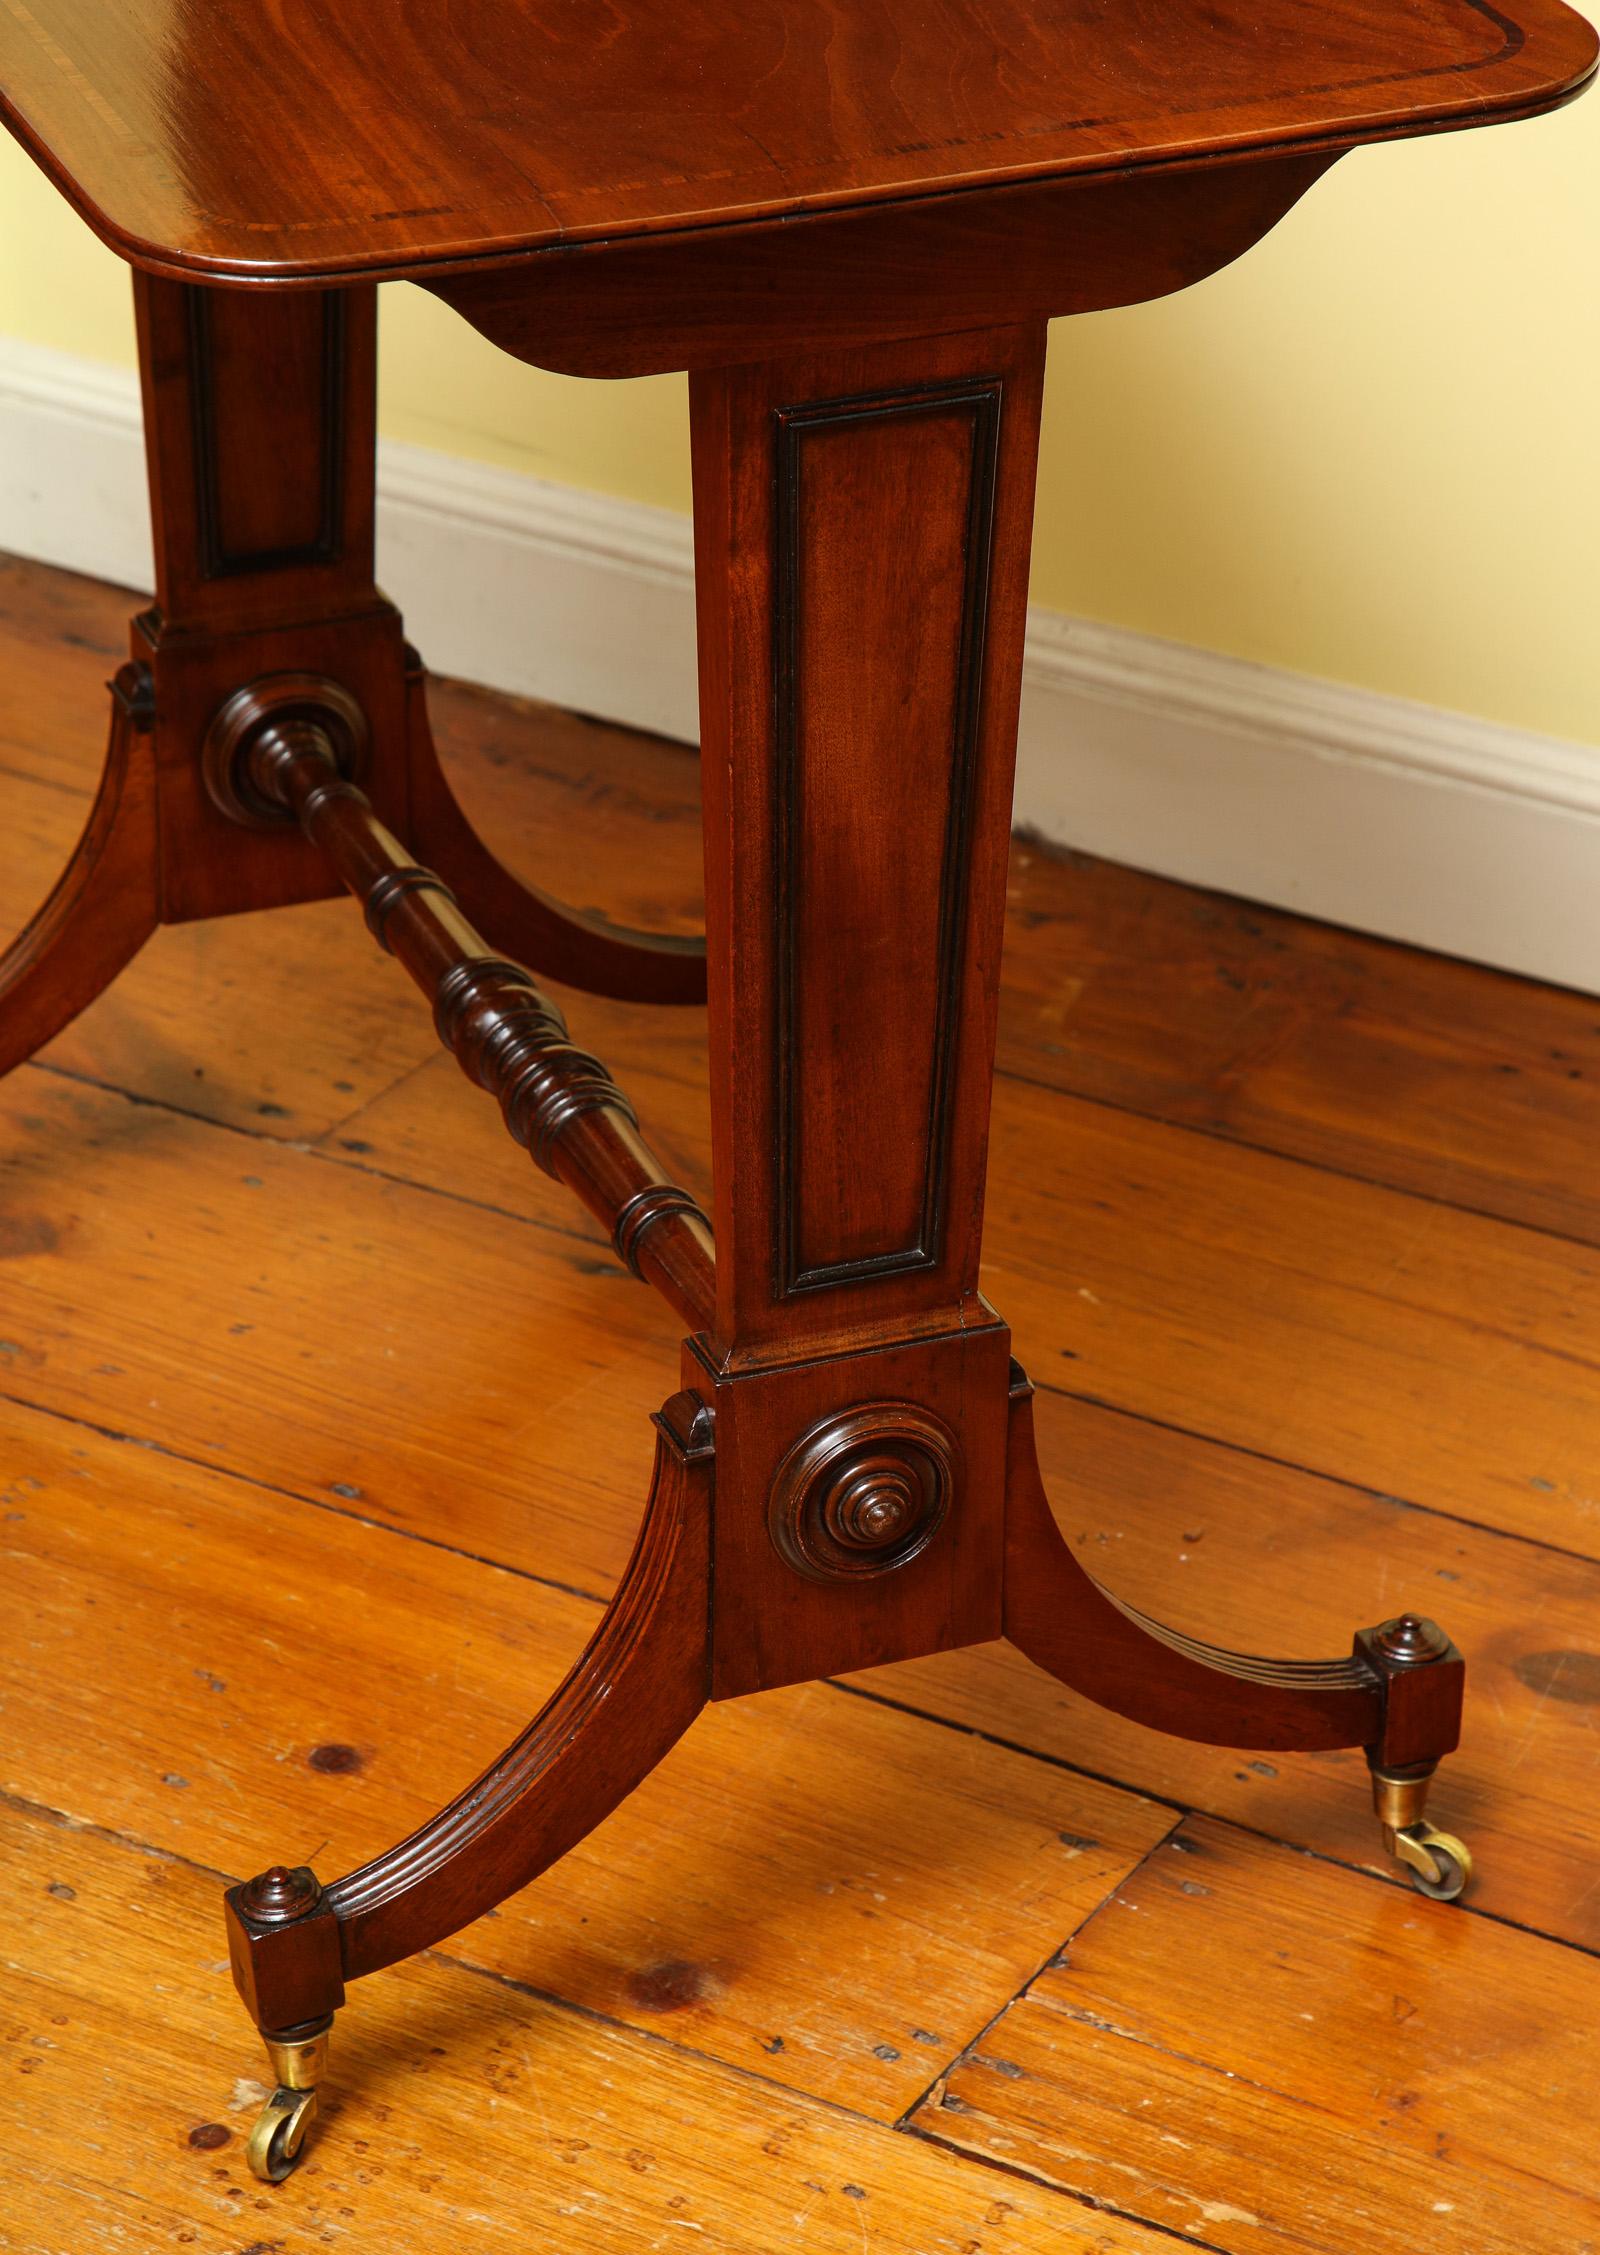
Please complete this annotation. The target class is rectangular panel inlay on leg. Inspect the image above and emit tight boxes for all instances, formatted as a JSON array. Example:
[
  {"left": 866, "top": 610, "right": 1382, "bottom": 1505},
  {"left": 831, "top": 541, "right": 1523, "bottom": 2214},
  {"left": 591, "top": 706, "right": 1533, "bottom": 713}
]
[
  {"left": 692, "top": 325, "right": 1047, "bottom": 1363},
  {"left": 690, "top": 327, "right": 1045, "bottom": 1694},
  {"left": 776, "top": 382, "right": 1000, "bottom": 1293},
  {"left": 186, "top": 289, "right": 347, "bottom": 577}
]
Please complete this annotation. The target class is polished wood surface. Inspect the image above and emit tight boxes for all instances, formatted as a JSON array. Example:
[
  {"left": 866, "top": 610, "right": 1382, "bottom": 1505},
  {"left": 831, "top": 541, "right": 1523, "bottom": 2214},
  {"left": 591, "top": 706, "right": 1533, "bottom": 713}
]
[
  {"left": 690, "top": 324, "right": 1044, "bottom": 1362},
  {"left": 225, "top": 701, "right": 715, "bottom": 1329},
  {"left": 4, "top": 0, "right": 1589, "bottom": 2155},
  {"left": 8, "top": 562, "right": 1600, "bottom": 1956},
  {"left": 94, "top": 288, "right": 1439, "bottom": 2052},
  {"left": 129, "top": 272, "right": 708, "bottom": 997},
  {"left": 5, "top": 553, "right": 1599, "bottom": 2246},
  {"left": 2, "top": 0, "right": 1595, "bottom": 283},
  {"left": 0, "top": 225, "right": 1543, "bottom": 2061},
  {"left": 921, "top": 1821, "right": 1600, "bottom": 2255},
  {"left": 0, "top": 668, "right": 159, "bottom": 1079},
  {"left": 431, "top": 155, "right": 1337, "bottom": 377}
]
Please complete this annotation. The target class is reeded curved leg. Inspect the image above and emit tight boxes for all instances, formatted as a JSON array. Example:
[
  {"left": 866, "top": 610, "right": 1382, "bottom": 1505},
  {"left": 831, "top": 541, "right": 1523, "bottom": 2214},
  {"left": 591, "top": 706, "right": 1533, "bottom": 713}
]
[
  {"left": 1003, "top": 1370, "right": 1384, "bottom": 1751},
  {"left": 224, "top": 1389, "right": 714, "bottom": 2179},
  {"left": 0, "top": 671, "right": 160, "bottom": 1079},
  {"left": 402, "top": 654, "right": 708, "bottom": 1006},
  {"left": 1002, "top": 1366, "right": 1471, "bottom": 1891}
]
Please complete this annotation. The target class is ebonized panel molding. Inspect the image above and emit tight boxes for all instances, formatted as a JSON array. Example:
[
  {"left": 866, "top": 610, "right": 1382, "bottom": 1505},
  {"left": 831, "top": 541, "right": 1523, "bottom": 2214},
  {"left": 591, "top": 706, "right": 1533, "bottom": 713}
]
[
  {"left": 772, "top": 375, "right": 1001, "bottom": 1297},
  {"left": 185, "top": 289, "right": 348, "bottom": 581}
]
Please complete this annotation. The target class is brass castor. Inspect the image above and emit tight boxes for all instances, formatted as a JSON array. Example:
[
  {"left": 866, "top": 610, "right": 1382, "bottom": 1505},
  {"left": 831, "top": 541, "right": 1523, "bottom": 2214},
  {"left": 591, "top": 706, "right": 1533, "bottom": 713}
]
[
  {"left": 1370, "top": 1764, "right": 1473, "bottom": 1902},
  {"left": 245, "top": 2016, "right": 333, "bottom": 2183},
  {"left": 1388, "top": 1820, "right": 1473, "bottom": 1901}
]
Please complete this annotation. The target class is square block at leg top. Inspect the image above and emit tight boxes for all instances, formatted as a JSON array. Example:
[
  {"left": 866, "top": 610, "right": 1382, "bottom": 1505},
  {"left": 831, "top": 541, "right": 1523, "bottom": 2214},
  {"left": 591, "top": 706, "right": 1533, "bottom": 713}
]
[
  {"left": 224, "top": 1873, "right": 347, "bottom": 2033},
  {"left": 691, "top": 1319, "right": 1013, "bottom": 1699}
]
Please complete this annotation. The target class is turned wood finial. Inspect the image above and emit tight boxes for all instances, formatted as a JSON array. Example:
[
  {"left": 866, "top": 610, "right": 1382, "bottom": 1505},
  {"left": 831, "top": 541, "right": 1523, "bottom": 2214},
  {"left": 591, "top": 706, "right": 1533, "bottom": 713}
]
[
  {"left": 1369, "top": 1614, "right": 1451, "bottom": 1666},
  {"left": 239, "top": 1865, "right": 324, "bottom": 1925}
]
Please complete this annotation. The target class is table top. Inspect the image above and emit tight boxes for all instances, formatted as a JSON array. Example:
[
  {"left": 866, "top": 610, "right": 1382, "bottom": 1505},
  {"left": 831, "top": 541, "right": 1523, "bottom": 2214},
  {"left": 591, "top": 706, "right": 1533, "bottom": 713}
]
[{"left": 3, "top": 0, "right": 1595, "bottom": 285}]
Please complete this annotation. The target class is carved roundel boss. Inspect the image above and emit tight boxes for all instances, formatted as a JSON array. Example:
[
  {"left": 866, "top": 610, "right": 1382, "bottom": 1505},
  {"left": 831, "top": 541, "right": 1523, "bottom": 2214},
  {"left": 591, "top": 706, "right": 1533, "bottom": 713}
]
[{"left": 768, "top": 1402, "right": 959, "bottom": 1582}]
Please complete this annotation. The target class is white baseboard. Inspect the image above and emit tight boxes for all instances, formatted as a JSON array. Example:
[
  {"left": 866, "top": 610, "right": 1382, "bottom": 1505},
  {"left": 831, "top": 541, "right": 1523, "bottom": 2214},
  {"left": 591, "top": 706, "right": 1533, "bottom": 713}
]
[{"left": 3, "top": 335, "right": 1596, "bottom": 991}]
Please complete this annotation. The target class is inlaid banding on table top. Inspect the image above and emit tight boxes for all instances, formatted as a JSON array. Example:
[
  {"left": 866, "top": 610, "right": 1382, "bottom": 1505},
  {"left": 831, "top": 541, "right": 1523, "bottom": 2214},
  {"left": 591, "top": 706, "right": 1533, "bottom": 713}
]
[
  {"left": 2, "top": 0, "right": 1593, "bottom": 281},
  {"left": 771, "top": 376, "right": 1001, "bottom": 1298}
]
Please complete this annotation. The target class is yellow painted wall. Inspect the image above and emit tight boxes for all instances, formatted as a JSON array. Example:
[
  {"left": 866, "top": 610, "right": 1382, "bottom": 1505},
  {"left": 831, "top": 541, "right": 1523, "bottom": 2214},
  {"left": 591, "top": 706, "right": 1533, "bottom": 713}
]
[{"left": 3, "top": 101, "right": 1596, "bottom": 742}]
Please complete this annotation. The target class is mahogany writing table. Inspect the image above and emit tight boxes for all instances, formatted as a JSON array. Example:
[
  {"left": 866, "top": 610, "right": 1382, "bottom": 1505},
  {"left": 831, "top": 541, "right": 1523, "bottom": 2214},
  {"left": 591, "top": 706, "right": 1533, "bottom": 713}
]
[{"left": 3, "top": 0, "right": 1594, "bottom": 2188}]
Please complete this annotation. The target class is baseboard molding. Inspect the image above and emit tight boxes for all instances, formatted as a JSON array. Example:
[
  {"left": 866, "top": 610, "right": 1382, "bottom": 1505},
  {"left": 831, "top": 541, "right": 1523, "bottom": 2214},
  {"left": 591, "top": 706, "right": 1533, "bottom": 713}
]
[{"left": 3, "top": 335, "right": 1596, "bottom": 991}]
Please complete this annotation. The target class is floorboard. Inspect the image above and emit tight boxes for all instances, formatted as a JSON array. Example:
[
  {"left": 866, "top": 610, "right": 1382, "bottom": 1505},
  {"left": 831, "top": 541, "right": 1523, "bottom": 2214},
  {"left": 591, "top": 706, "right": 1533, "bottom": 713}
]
[
  {"left": 10, "top": 1803, "right": 1171, "bottom": 2255},
  {"left": 3, "top": 551, "right": 1597, "bottom": 2253},
  {"left": 911, "top": 1819, "right": 1600, "bottom": 2255}
]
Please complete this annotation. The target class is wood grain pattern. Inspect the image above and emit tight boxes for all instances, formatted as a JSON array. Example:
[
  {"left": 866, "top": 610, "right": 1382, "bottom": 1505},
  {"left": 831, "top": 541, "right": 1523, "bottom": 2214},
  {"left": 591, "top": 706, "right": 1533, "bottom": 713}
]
[
  {"left": 980, "top": 1085, "right": 1600, "bottom": 1554},
  {"left": 698, "top": 1323, "right": 1014, "bottom": 1697},
  {"left": 0, "top": 1398, "right": 1172, "bottom": 2117},
  {"left": 400, "top": 655, "right": 708, "bottom": 1006},
  {"left": 691, "top": 326, "right": 1042, "bottom": 1360},
  {"left": 913, "top": 1820, "right": 1600, "bottom": 2254},
  {"left": 0, "top": 672, "right": 159, "bottom": 1078},
  {"left": 6, "top": 555, "right": 1600, "bottom": 2247},
  {"left": 6, "top": 1050, "right": 1597, "bottom": 1939},
  {"left": 432, "top": 155, "right": 1338, "bottom": 378},
  {"left": 12, "top": 555, "right": 1597, "bottom": 1248},
  {"left": 1, "top": 990, "right": 1596, "bottom": 1592},
  {"left": 227, "top": 1392, "right": 716, "bottom": 2029},
  {"left": 130, "top": 275, "right": 710, "bottom": 1000},
  {"left": 37, "top": 1009, "right": 1584, "bottom": 1571},
  {"left": 6, "top": 1805, "right": 1180, "bottom": 2255},
  {"left": 1, "top": 0, "right": 1593, "bottom": 282},
  {"left": 1002, "top": 1373, "right": 1391, "bottom": 1754},
  {"left": 12, "top": 569, "right": 1590, "bottom": 1573},
  {"left": 4, "top": 0, "right": 1588, "bottom": 2142},
  {"left": 136, "top": 275, "right": 379, "bottom": 639},
  {"left": 874, "top": 1391, "right": 1600, "bottom": 1947},
  {"left": 227, "top": 703, "right": 715, "bottom": 1330},
  {"left": 773, "top": 373, "right": 997, "bottom": 1293},
  {"left": 996, "top": 842, "right": 1600, "bottom": 1248}
]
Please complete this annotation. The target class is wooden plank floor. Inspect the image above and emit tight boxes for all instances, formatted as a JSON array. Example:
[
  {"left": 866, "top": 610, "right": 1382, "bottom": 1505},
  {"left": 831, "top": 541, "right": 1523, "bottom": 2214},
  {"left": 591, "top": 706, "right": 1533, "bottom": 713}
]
[{"left": 3, "top": 551, "right": 1598, "bottom": 2253}]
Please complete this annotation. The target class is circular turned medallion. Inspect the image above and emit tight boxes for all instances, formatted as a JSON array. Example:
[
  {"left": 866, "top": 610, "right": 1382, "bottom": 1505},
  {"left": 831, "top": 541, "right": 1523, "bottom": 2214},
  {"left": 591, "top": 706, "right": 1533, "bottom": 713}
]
[
  {"left": 769, "top": 1403, "right": 958, "bottom": 1582},
  {"left": 202, "top": 672, "right": 370, "bottom": 827}
]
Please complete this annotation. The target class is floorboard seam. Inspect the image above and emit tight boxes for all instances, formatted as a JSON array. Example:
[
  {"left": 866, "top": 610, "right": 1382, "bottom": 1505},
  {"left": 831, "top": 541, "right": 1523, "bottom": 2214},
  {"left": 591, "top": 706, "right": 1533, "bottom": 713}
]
[
  {"left": 891, "top": 1818, "right": 1184, "bottom": 2127},
  {"left": 23, "top": 1056, "right": 613, "bottom": 1252},
  {"left": 306, "top": 1049, "right": 458, "bottom": 1154},
  {"left": 9, "top": 1388, "right": 1600, "bottom": 1966},
  {"left": 1, "top": 1782, "right": 1093, "bottom": 2164},
  {"left": 15, "top": 1062, "right": 1598, "bottom": 1575},
  {"left": 1032, "top": 1375, "right": 1600, "bottom": 1573},
  {"left": 29, "top": 998, "right": 1600, "bottom": 1282},
  {"left": 0, "top": 1384, "right": 614, "bottom": 1608},
  {"left": 997, "top": 1057, "right": 1600, "bottom": 1256},
  {"left": 902, "top": 2121, "right": 1240, "bottom": 2255},
  {"left": 826, "top": 1677, "right": 1600, "bottom": 1967}
]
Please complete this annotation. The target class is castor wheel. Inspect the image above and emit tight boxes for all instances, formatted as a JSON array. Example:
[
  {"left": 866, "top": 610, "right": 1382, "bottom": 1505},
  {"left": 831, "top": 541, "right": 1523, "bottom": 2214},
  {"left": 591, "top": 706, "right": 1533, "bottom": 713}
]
[
  {"left": 243, "top": 2014, "right": 333, "bottom": 2184},
  {"left": 1389, "top": 1820, "right": 1474, "bottom": 1902},
  {"left": 1368, "top": 1762, "right": 1473, "bottom": 1903},
  {"left": 246, "top": 2084, "right": 319, "bottom": 2183}
]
